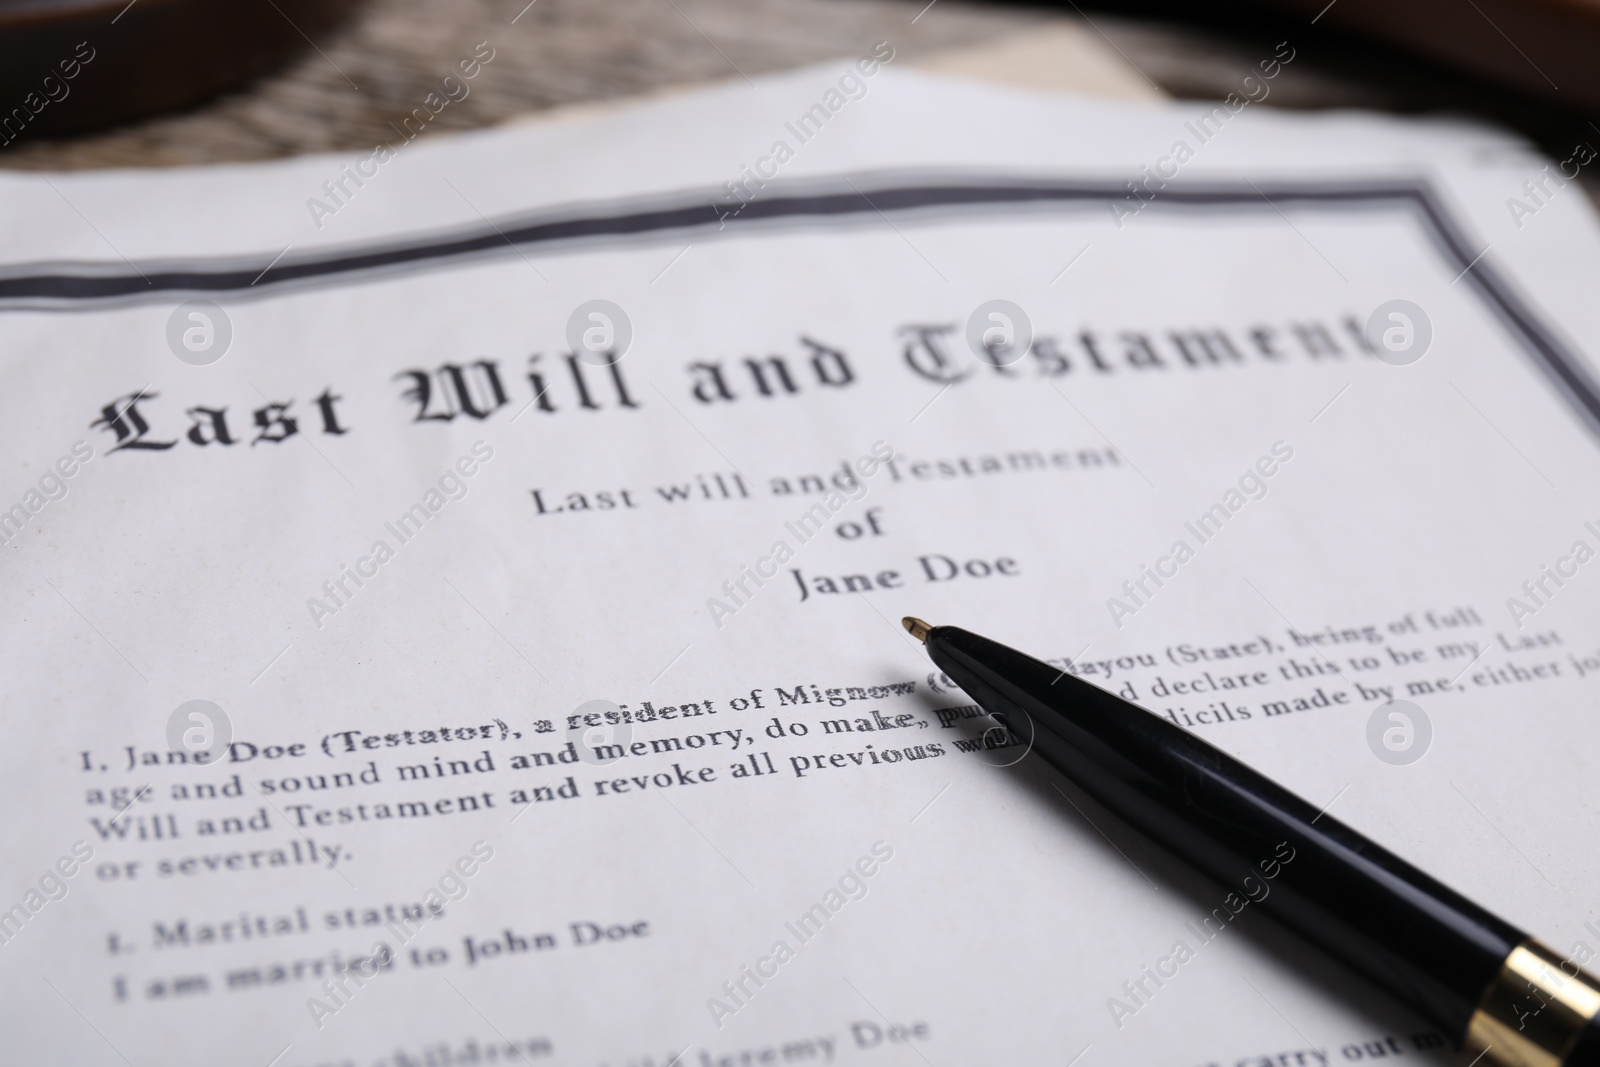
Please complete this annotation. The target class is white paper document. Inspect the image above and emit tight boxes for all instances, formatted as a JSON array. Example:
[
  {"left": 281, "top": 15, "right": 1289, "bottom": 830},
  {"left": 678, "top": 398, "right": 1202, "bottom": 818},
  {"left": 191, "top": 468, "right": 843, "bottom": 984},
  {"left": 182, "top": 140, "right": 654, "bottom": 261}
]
[{"left": 4, "top": 57, "right": 1600, "bottom": 1067}]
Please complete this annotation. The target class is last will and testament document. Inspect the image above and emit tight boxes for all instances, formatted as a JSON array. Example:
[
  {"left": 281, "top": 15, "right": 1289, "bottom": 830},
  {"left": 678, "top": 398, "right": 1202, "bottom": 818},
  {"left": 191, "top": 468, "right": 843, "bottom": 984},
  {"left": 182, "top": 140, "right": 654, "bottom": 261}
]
[{"left": 4, "top": 55, "right": 1600, "bottom": 1067}]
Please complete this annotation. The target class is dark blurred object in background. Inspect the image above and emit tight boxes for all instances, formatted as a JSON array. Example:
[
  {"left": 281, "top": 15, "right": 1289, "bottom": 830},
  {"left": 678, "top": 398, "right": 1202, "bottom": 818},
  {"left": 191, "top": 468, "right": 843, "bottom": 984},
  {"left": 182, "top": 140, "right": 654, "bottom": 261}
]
[
  {"left": 1060, "top": 0, "right": 1600, "bottom": 203},
  {"left": 0, "top": 0, "right": 360, "bottom": 141},
  {"left": 1255, "top": 0, "right": 1600, "bottom": 111}
]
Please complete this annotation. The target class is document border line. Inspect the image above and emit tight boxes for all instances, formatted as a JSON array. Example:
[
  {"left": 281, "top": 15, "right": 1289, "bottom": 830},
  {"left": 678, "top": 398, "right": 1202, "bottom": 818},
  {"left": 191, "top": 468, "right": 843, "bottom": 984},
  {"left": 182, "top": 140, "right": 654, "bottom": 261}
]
[{"left": 2, "top": 173, "right": 1595, "bottom": 436}]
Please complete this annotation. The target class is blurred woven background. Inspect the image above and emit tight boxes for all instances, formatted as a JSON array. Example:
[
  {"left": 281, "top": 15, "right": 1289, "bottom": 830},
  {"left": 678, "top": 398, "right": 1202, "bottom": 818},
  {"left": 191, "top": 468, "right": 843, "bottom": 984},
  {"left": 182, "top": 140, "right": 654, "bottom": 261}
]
[{"left": 0, "top": 0, "right": 1594, "bottom": 174}]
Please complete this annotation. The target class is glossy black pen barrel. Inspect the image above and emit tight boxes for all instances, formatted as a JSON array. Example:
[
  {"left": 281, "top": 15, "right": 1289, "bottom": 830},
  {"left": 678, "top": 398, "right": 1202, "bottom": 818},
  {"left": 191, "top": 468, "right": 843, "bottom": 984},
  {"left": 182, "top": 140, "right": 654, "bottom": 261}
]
[{"left": 923, "top": 624, "right": 1522, "bottom": 1043}]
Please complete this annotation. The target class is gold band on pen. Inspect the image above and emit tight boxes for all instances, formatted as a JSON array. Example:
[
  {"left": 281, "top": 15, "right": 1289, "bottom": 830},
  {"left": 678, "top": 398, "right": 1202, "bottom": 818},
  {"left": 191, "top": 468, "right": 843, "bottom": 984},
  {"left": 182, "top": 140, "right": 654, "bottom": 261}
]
[{"left": 1466, "top": 939, "right": 1600, "bottom": 1067}]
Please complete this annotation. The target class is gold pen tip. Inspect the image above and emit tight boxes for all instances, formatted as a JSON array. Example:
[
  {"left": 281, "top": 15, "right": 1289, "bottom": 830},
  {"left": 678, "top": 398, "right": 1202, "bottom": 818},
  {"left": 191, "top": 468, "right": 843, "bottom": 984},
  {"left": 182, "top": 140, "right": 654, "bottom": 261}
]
[{"left": 902, "top": 617, "right": 933, "bottom": 643}]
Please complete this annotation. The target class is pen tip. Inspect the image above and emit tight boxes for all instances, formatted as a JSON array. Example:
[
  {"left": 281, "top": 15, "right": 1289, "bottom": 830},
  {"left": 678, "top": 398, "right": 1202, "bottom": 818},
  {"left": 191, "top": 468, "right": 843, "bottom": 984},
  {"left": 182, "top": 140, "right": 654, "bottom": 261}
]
[{"left": 902, "top": 617, "right": 933, "bottom": 643}]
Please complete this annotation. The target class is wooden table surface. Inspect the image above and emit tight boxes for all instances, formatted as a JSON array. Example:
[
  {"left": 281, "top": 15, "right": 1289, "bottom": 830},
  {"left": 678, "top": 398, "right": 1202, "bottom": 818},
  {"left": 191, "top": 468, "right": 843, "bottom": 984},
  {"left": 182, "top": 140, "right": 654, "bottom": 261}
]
[{"left": 0, "top": 0, "right": 1592, "bottom": 174}]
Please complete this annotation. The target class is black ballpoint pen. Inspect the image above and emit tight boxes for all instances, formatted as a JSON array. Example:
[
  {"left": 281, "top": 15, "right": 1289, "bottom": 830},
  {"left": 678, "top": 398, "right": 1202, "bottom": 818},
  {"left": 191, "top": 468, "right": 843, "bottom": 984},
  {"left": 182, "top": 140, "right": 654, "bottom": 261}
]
[{"left": 902, "top": 617, "right": 1600, "bottom": 1067}]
